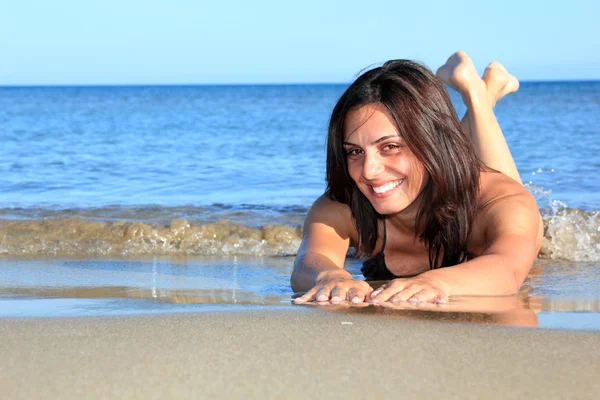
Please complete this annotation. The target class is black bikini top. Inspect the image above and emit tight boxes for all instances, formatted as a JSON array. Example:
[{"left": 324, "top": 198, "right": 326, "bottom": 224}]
[
  {"left": 360, "top": 219, "right": 399, "bottom": 280},
  {"left": 360, "top": 219, "right": 476, "bottom": 280}
]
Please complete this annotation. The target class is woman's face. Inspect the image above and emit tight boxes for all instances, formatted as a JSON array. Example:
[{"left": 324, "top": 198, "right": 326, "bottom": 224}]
[{"left": 343, "top": 103, "right": 429, "bottom": 216}]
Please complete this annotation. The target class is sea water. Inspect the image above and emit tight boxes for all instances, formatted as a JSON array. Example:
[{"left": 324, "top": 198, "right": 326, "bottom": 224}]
[{"left": 0, "top": 82, "right": 599, "bottom": 329}]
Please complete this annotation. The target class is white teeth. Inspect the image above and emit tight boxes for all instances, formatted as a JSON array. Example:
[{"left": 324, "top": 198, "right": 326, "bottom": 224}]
[{"left": 372, "top": 180, "right": 403, "bottom": 194}]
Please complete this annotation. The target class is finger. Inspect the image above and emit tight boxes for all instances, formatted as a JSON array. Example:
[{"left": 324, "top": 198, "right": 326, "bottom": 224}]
[
  {"left": 316, "top": 286, "right": 333, "bottom": 302},
  {"left": 350, "top": 285, "right": 370, "bottom": 304},
  {"left": 369, "top": 284, "right": 387, "bottom": 300},
  {"left": 373, "top": 282, "right": 413, "bottom": 303},
  {"left": 294, "top": 287, "right": 318, "bottom": 303},
  {"left": 331, "top": 286, "right": 349, "bottom": 305},
  {"left": 408, "top": 290, "right": 447, "bottom": 304},
  {"left": 411, "top": 291, "right": 448, "bottom": 304},
  {"left": 294, "top": 288, "right": 317, "bottom": 303},
  {"left": 389, "top": 285, "right": 423, "bottom": 303},
  {"left": 405, "top": 289, "right": 430, "bottom": 303},
  {"left": 433, "top": 294, "right": 448, "bottom": 304},
  {"left": 350, "top": 292, "right": 365, "bottom": 304}
]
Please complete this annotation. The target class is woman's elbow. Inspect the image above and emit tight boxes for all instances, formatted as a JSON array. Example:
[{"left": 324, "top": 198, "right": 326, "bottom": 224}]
[
  {"left": 290, "top": 269, "right": 303, "bottom": 293},
  {"left": 290, "top": 260, "right": 312, "bottom": 294}
]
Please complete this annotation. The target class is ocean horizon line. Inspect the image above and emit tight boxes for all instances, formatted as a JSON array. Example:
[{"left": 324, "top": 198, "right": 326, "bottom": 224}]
[{"left": 1, "top": 79, "right": 599, "bottom": 89}]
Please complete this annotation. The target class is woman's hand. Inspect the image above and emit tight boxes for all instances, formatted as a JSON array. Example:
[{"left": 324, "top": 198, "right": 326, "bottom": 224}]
[
  {"left": 294, "top": 277, "right": 373, "bottom": 305},
  {"left": 370, "top": 276, "right": 449, "bottom": 304}
]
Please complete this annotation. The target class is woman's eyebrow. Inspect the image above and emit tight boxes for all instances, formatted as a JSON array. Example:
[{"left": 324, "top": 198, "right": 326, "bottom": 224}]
[{"left": 343, "top": 135, "right": 399, "bottom": 147}]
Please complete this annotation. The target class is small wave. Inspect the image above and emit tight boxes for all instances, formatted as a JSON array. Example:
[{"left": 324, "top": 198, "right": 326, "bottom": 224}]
[
  {"left": 539, "top": 206, "right": 600, "bottom": 261},
  {"left": 529, "top": 184, "right": 600, "bottom": 262},
  {"left": 0, "top": 193, "right": 598, "bottom": 260},
  {"left": 0, "top": 219, "right": 302, "bottom": 257}
]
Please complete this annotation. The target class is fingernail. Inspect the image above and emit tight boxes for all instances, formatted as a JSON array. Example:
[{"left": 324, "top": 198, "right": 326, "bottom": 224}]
[
  {"left": 372, "top": 299, "right": 379, "bottom": 304},
  {"left": 317, "top": 295, "right": 327, "bottom": 302},
  {"left": 331, "top": 297, "right": 340, "bottom": 304},
  {"left": 437, "top": 299, "right": 447, "bottom": 304},
  {"left": 408, "top": 298, "right": 419, "bottom": 303},
  {"left": 371, "top": 290, "right": 380, "bottom": 298},
  {"left": 351, "top": 297, "right": 361, "bottom": 304}
]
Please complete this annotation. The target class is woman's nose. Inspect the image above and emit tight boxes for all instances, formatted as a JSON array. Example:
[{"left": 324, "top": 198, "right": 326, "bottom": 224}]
[{"left": 362, "top": 153, "right": 383, "bottom": 180}]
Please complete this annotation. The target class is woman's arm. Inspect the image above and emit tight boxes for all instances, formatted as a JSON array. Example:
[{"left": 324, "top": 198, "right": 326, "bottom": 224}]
[
  {"left": 371, "top": 191, "right": 542, "bottom": 303},
  {"left": 421, "top": 193, "right": 542, "bottom": 295},
  {"left": 291, "top": 195, "right": 373, "bottom": 303},
  {"left": 291, "top": 195, "right": 350, "bottom": 293}
]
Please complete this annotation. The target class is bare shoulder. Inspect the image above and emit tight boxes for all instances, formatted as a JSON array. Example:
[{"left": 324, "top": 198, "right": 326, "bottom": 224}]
[
  {"left": 305, "top": 194, "right": 357, "bottom": 243},
  {"left": 478, "top": 170, "right": 535, "bottom": 208},
  {"left": 476, "top": 170, "right": 543, "bottom": 244},
  {"left": 297, "top": 194, "right": 357, "bottom": 269}
]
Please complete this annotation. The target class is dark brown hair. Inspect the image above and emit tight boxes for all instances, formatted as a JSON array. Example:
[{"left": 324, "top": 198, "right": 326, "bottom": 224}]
[{"left": 326, "top": 60, "right": 481, "bottom": 269}]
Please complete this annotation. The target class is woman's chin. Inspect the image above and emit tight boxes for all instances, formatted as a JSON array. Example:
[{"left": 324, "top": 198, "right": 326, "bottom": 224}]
[
  {"left": 360, "top": 189, "right": 413, "bottom": 215},
  {"left": 372, "top": 202, "right": 409, "bottom": 216},
  {"left": 366, "top": 192, "right": 418, "bottom": 216}
]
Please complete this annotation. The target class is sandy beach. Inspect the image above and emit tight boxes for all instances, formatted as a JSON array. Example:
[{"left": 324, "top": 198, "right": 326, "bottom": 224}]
[{"left": 2, "top": 307, "right": 599, "bottom": 399}]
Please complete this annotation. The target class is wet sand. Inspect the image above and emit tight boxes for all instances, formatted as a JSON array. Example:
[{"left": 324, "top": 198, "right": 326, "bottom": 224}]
[{"left": 2, "top": 307, "right": 599, "bottom": 399}]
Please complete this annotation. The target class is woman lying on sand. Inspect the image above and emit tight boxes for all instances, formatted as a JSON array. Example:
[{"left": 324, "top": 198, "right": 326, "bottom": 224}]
[{"left": 292, "top": 51, "right": 543, "bottom": 304}]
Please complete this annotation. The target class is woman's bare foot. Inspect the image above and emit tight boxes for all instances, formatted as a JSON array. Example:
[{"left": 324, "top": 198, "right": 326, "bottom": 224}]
[
  {"left": 482, "top": 61, "right": 520, "bottom": 108},
  {"left": 436, "top": 51, "right": 486, "bottom": 102}
]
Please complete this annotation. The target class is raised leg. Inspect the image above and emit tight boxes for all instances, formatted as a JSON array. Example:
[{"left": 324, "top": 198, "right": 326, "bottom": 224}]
[{"left": 437, "top": 51, "right": 522, "bottom": 184}]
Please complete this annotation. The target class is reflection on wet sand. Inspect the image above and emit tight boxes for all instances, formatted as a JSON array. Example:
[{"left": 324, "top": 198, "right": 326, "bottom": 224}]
[
  {"left": 5, "top": 283, "right": 599, "bottom": 328},
  {"left": 296, "top": 293, "right": 541, "bottom": 327},
  {"left": 293, "top": 275, "right": 600, "bottom": 328},
  {"left": 0, "top": 286, "right": 285, "bottom": 306},
  {"left": 1, "top": 257, "right": 599, "bottom": 329}
]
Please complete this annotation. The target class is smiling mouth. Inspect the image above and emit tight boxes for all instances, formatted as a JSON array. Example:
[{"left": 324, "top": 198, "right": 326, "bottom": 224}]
[{"left": 370, "top": 179, "right": 404, "bottom": 194}]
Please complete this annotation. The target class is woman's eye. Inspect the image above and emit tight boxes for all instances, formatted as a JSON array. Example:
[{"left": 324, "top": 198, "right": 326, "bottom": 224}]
[
  {"left": 382, "top": 144, "right": 400, "bottom": 151},
  {"left": 346, "top": 149, "right": 363, "bottom": 156}
]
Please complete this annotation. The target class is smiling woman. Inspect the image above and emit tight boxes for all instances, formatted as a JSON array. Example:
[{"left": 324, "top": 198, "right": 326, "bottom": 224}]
[
  {"left": 291, "top": 51, "right": 543, "bottom": 305},
  {"left": 342, "top": 105, "right": 433, "bottom": 218}
]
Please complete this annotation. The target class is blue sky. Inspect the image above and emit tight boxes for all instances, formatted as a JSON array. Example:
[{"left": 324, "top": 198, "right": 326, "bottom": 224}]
[{"left": 1, "top": 0, "right": 598, "bottom": 85}]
